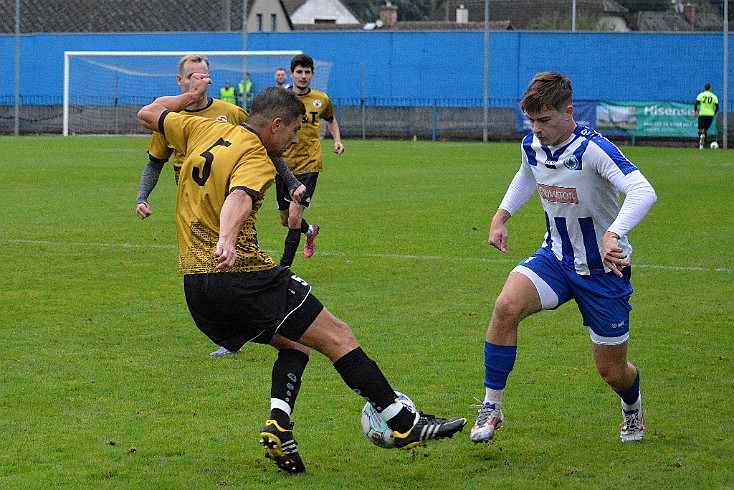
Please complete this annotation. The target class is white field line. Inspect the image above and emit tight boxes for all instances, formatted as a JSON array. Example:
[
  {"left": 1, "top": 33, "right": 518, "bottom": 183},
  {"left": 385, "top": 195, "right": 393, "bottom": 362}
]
[{"left": 2, "top": 239, "right": 732, "bottom": 274}]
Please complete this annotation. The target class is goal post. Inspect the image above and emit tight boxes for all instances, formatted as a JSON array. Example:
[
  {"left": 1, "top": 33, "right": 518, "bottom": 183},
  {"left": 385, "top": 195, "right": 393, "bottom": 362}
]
[{"left": 62, "top": 50, "right": 307, "bottom": 136}]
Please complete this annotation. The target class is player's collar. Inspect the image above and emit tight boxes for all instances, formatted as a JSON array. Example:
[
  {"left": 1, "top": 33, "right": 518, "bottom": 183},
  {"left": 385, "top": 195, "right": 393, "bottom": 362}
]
[
  {"left": 242, "top": 123, "right": 263, "bottom": 143},
  {"left": 183, "top": 97, "right": 213, "bottom": 113}
]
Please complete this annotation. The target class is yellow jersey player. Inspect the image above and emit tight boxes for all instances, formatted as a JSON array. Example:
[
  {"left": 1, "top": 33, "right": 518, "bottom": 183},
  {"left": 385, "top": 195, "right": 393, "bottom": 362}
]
[
  {"left": 135, "top": 53, "right": 304, "bottom": 358},
  {"left": 277, "top": 53, "right": 345, "bottom": 267},
  {"left": 137, "top": 80, "right": 466, "bottom": 475},
  {"left": 135, "top": 54, "right": 302, "bottom": 221},
  {"left": 136, "top": 54, "right": 247, "bottom": 219}
]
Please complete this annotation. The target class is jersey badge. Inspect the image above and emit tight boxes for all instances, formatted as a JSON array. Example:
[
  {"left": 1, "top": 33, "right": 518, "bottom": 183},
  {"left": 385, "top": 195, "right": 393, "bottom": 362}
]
[
  {"left": 560, "top": 155, "right": 581, "bottom": 170},
  {"left": 216, "top": 115, "right": 229, "bottom": 122},
  {"left": 312, "top": 100, "right": 322, "bottom": 109}
]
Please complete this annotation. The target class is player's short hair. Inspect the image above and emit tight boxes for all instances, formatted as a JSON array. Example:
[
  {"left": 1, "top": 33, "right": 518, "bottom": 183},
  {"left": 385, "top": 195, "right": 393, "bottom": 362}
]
[
  {"left": 275, "top": 67, "right": 286, "bottom": 73},
  {"left": 521, "top": 71, "right": 573, "bottom": 115},
  {"left": 705, "top": 83, "right": 712, "bottom": 91},
  {"left": 250, "top": 86, "right": 305, "bottom": 125},
  {"left": 178, "top": 54, "right": 209, "bottom": 75},
  {"left": 290, "top": 54, "right": 314, "bottom": 72}
]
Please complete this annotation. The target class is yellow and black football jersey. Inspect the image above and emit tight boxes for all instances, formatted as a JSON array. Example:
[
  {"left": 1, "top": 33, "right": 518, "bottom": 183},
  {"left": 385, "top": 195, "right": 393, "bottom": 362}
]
[
  {"left": 283, "top": 88, "right": 335, "bottom": 174},
  {"left": 161, "top": 111, "right": 277, "bottom": 274},
  {"left": 148, "top": 97, "right": 248, "bottom": 185}
]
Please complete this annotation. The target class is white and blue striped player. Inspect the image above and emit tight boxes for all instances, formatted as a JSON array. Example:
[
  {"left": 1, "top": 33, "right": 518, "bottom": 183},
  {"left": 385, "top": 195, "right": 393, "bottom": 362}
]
[{"left": 472, "top": 72, "right": 657, "bottom": 444}]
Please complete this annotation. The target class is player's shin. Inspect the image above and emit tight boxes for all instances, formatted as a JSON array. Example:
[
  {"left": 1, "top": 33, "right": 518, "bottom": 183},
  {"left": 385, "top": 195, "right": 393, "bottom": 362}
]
[
  {"left": 280, "top": 228, "right": 302, "bottom": 267},
  {"left": 269, "top": 349, "right": 309, "bottom": 426},
  {"left": 333, "top": 347, "right": 415, "bottom": 433}
]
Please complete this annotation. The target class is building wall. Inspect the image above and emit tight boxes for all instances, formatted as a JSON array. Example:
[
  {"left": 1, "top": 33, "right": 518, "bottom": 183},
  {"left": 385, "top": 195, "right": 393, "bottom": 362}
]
[
  {"left": 290, "top": 0, "right": 359, "bottom": 24},
  {"left": 249, "top": 0, "right": 292, "bottom": 32},
  {"left": 0, "top": 30, "right": 726, "bottom": 105}
]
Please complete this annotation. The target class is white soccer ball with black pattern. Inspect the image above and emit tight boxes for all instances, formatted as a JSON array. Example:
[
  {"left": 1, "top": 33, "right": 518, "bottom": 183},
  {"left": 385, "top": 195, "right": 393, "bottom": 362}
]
[
  {"left": 360, "top": 391, "right": 416, "bottom": 449},
  {"left": 710, "top": 141, "right": 719, "bottom": 149}
]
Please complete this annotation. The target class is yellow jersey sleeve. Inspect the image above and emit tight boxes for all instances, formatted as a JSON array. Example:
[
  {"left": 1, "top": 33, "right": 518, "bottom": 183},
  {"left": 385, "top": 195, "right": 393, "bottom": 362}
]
[{"left": 148, "top": 130, "right": 174, "bottom": 162}]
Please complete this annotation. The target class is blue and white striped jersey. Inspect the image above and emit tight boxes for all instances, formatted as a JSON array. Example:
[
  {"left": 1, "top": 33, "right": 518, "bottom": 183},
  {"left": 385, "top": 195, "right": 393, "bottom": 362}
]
[{"left": 500, "top": 125, "right": 654, "bottom": 276}]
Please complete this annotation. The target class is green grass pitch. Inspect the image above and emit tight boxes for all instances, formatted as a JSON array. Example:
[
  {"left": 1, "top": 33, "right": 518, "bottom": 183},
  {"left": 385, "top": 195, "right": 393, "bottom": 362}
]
[{"left": 0, "top": 136, "right": 732, "bottom": 488}]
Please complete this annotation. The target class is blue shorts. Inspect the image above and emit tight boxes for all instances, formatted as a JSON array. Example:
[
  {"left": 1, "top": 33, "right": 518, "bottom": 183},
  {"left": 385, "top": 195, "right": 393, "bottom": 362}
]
[{"left": 513, "top": 247, "right": 633, "bottom": 345}]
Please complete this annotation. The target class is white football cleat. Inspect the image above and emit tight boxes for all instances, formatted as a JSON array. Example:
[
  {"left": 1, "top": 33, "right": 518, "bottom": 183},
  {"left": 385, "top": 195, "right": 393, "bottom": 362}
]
[
  {"left": 470, "top": 402, "right": 504, "bottom": 443},
  {"left": 620, "top": 406, "right": 645, "bottom": 442}
]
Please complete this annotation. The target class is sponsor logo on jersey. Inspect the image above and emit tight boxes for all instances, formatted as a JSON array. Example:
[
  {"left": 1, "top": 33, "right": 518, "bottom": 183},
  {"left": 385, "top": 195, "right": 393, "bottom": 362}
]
[
  {"left": 537, "top": 184, "right": 579, "bottom": 204},
  {"left": 611, "top": 321, "right": 626, "bottom": 329},
  {"left": 216, "top": 115, "right": 229, "bottom": 122},
  {"left": 313, "top": 100, "right": 322, "bottom": 108}
]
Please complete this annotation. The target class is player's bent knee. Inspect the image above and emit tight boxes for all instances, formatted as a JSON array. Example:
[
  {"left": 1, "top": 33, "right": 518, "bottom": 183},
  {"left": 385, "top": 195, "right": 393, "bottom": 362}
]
[
  {"left": 493, "top": 294, "right": 531, "bottom": 324},
  {"left": 300, "top": 309, "right": 359, "bottom": 360},
  {"left": 328, "top": 317, "right": 358, "bottom": 348}
]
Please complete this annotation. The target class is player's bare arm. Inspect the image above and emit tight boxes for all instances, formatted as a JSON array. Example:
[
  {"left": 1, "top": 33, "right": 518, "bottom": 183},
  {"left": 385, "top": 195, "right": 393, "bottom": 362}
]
[
  {"left": 215, "top": 189, "right": 253, "bottom": 271},
  {"left": 138, "top": 73, "right": 211, "bottom": 131},
  {"left": 601, "top": 231, "right": 629, "bottom": 278},
  {"left": 488, "top": 208, "right": 511, "bottom": 253},
  {"left": 328, "top": 118, "right": 344, "bottom": 155}
]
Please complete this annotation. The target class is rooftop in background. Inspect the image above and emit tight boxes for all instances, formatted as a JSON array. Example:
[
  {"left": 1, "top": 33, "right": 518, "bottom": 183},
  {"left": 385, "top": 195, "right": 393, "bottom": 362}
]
[
  {"left": 0, "top": 0, "right": 253, "bottom": 33},
  {"left": 0, "top": 0, "right": 729, "bottom": 33}
]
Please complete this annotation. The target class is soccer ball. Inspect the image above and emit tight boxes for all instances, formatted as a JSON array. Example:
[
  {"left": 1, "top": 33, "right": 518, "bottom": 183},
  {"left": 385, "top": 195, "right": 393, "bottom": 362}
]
[
  {"left": 360, "top": 391, "right": 417, "bottom": 449},
  {"left": 710, "top": 141, "right": 719, "bottom": 149}
]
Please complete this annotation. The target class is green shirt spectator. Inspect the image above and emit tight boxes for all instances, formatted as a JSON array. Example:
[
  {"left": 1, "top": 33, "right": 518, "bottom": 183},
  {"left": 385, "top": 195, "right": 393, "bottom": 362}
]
[{"left": 219, "top": 81, "right": 236, "bottom": 104}]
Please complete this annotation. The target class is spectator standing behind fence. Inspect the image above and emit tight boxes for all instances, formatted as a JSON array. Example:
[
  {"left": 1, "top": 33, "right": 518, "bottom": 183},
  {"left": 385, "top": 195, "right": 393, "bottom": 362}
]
[
  {"left": 220, "top": 80, "right": 236, "bottom": 105},
  {"left": 277, "top": 54, "right": 344, "bottom": 267},
  {"left": 694, "top": 83, "right": 719, "bottom": 149},
  {"left": 274, "top": 67, "right": 291, "bottom": 89},
  {"left": 239, "top": 74, "right": 254, "bottom": 110},
  {"left": 470, "top": 71, "right": 657, "bottom": 446}
]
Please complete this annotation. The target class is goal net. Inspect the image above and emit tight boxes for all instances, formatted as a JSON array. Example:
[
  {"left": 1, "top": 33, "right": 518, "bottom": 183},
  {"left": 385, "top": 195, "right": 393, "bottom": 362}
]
[{"left": 63, "top": 50, "right": 332, "bottom": 136}]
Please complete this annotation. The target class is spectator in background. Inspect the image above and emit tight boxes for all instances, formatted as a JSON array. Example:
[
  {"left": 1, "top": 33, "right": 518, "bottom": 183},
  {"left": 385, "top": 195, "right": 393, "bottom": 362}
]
[
  {"left": 274, "top": 67, "right": 291, "bottom": 89},
  {"left": 219, "top": 80, "right": 236, "bottom": 105},
  {"left": 694, "top": 83, "right": 719, "bottom": 149},
  {"left": 239, "top": 74, "right": 254, "bottom": 111}
]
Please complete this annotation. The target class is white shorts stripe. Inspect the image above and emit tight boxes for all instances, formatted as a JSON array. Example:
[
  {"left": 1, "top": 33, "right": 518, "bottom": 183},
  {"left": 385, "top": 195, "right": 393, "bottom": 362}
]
[
  {"left": 513, "top": 265, "right": 559, "bottom": 309},
  {"left": 589, "top": 328, "right": 629, "bottom": 346}
]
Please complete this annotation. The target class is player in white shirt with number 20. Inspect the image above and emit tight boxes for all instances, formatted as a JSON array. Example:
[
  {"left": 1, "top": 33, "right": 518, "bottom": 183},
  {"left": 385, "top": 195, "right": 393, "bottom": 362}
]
[{"left": 471, "top": 72, "right": 657, "bottom": 445}]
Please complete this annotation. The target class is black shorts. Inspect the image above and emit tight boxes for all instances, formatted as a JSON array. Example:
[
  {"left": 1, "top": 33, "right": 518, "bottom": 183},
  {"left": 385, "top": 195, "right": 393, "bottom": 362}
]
[
  {"left": 276, "top": 172, "right": 319, "bottom": 211},
  {"left": 183, "top": 267, "right": 324, "bottom": 352},
  {"left": 698, "top": 115, "right": 714, "bottom": 131}
]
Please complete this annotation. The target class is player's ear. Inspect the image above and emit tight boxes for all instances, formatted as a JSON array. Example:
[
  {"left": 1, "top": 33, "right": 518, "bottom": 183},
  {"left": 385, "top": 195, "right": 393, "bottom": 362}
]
[{"left": 271, "top": 117, "right": 284, "bottom": 133}]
